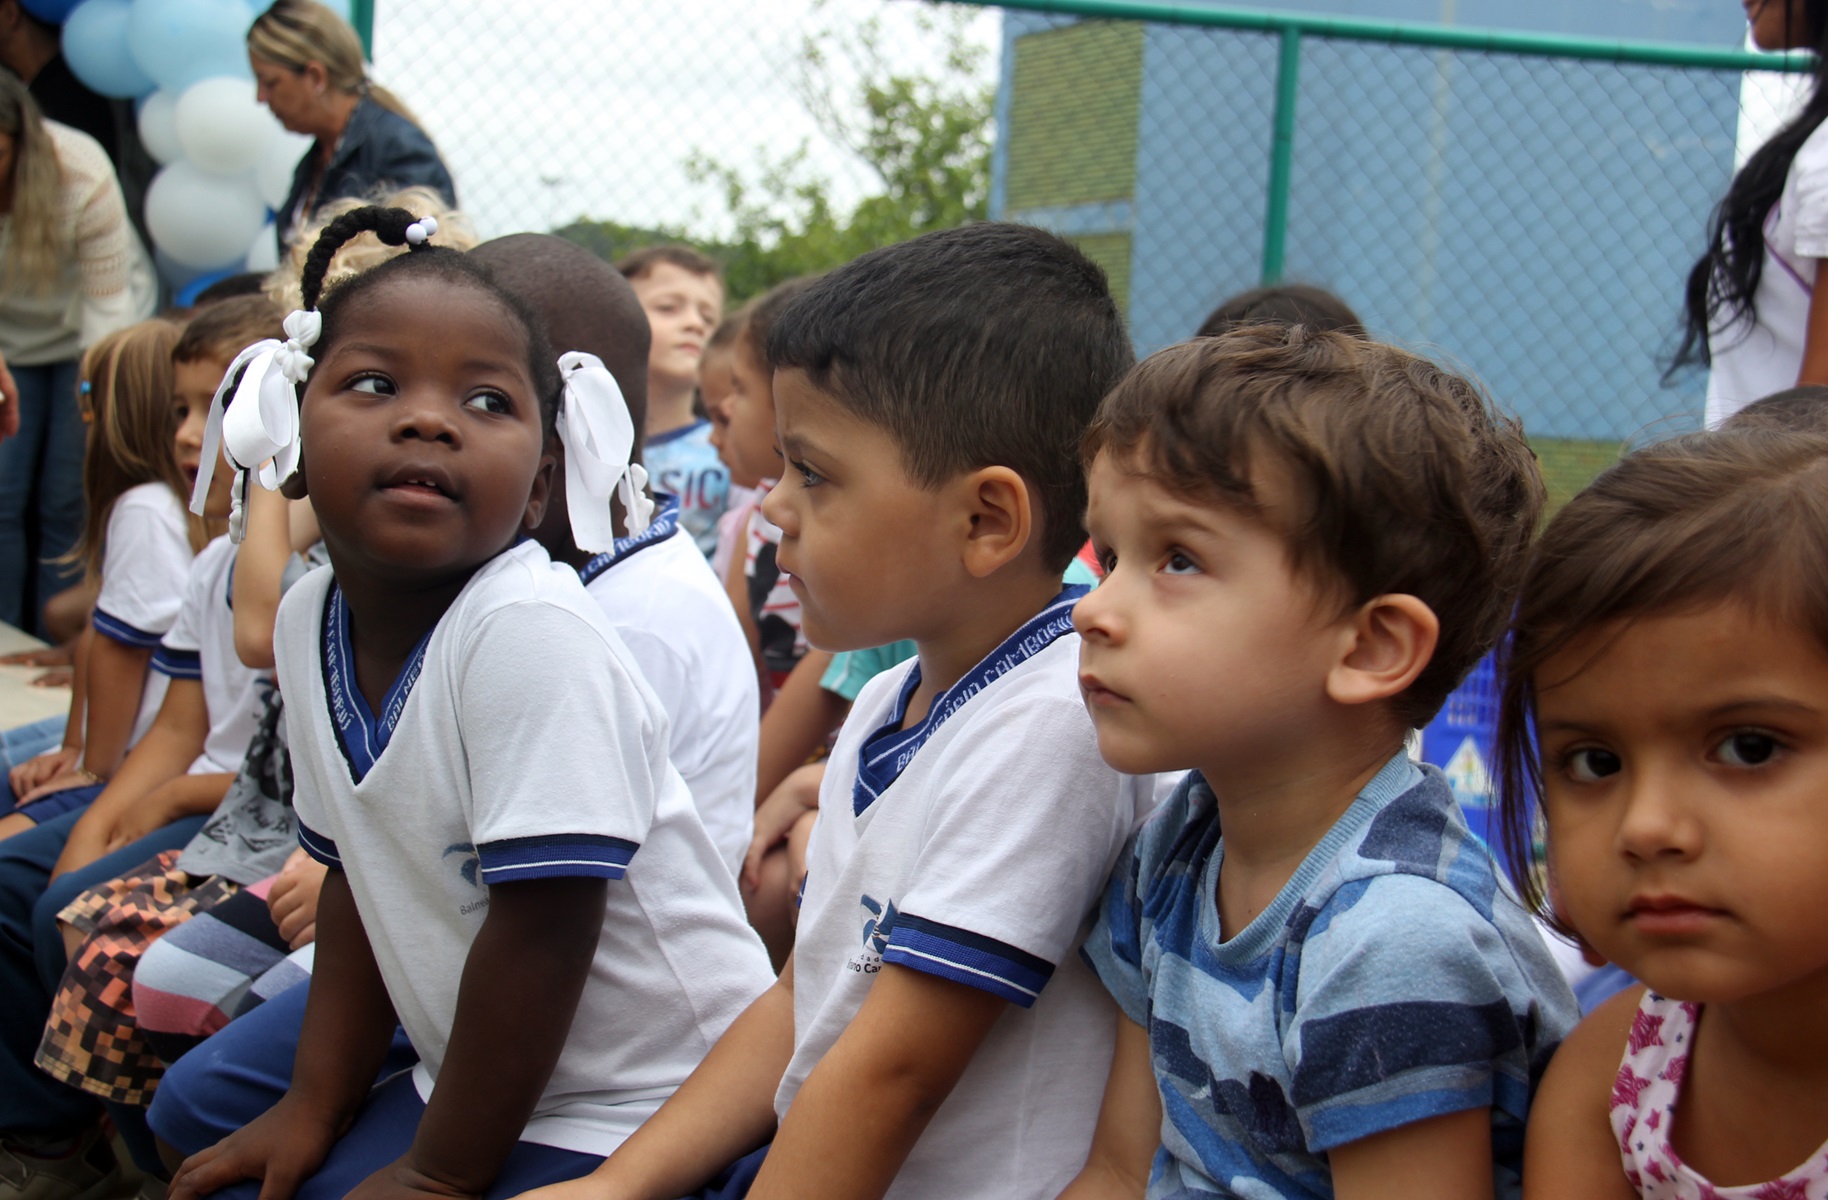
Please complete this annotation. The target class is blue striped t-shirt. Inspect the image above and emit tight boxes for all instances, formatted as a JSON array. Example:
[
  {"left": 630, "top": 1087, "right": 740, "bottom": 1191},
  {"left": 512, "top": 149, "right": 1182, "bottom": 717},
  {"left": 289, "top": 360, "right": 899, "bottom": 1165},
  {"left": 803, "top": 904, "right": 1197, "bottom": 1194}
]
[{"left": 1082, "top": 755, "right": 1578, "bottom": 1199}]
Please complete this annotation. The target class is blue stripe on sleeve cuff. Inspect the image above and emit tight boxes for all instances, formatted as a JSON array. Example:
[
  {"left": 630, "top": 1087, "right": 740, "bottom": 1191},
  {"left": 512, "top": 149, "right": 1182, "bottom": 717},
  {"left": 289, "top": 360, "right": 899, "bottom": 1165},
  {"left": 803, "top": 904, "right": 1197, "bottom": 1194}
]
[
  {"left": 150, "top": 646, "right": 201, "bottom": 679},
  {"left": 477, "top": 833, "right": 639, "bottom": 882},
  {"left": 93, "top": 607, "right": 166, "bottom": 648},
  {"left": 297, "top": 821, "right": 343, "bottom": 868},
  {"left": 882, "top": 913, "right": 1056, "bottom": 1008}
]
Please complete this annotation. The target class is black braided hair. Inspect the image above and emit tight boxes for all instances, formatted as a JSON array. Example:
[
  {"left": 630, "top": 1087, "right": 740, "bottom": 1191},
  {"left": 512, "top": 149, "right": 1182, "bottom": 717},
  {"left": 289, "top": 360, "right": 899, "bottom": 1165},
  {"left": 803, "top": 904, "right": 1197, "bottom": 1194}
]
[{"left": 297, "top": 204, "right": 563, "bottom": 433}]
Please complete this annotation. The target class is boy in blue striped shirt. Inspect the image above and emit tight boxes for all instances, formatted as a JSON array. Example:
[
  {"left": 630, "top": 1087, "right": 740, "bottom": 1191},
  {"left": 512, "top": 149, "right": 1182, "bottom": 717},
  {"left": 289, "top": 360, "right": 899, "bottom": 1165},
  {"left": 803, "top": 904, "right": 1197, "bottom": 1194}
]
[{"left": 1064, "top": 329, "right": 1578, "bottom": 1200}]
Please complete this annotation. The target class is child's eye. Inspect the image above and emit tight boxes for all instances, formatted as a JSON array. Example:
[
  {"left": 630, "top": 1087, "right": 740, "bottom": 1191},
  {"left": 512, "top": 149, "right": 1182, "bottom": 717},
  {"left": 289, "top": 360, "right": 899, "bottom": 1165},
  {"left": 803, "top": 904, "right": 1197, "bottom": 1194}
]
[
  {"left": 1163, "top": 550, "right": 1200, "bottom": 575},
  {"left": 349, "top": 373, "right": 394, "bottom": 396},
  {"left": 1092, "top": 544, "right": 1116, "bottom": 575},
  {"left": 464, "top": 390, "right": 513, "bottom": 416},
  {"left": 1715, "top": 731, "right": 1781, "bottom": 768},
  {"left": 790, "top": 459, "right": 823, "bottom": 487},
  {"left": 1564, "top": 747, "right": 1622, "bottom": 782}
]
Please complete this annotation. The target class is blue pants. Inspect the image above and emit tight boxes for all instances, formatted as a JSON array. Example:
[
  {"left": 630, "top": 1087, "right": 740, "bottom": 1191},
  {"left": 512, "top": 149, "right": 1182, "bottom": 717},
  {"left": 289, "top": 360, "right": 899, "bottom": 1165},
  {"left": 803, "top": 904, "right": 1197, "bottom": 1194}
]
[
  {"left": 0, "top": 809, "right": 206, "bottom": 1138},
  {"left": 0, "top": 359, "right": 84, "bottom": 636},
  {"left": 151, "top": 983, "right": 595, "bottom": 1200},
  {"left": 1, "top": 781, "right": 103, "bottom": 824},
  {"left": 151, "top": 982, "right": 768, "bottom": 1200}
]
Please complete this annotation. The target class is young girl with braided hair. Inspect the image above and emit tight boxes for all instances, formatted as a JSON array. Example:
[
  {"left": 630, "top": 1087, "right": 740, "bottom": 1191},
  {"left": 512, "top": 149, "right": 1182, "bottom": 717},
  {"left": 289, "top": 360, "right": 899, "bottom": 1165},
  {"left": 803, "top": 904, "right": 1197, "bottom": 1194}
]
[{"left": 161, "top": 206, "right": 771, "bottom": 1200}]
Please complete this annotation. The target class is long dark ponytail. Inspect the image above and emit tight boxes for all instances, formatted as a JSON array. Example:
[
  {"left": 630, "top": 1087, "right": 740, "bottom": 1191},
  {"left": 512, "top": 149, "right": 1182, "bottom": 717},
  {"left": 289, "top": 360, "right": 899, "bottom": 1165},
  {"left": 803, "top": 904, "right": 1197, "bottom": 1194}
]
[{"left": 1673, "top": 1, "right": 1828, "bottom": 373}]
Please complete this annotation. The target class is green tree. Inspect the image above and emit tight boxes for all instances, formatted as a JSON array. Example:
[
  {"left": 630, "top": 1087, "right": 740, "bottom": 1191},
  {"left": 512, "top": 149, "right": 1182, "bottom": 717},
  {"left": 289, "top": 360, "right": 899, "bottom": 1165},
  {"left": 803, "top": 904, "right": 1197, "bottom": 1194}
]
[{"left": 557, "top": 5, "right": 993, "bottom": 303}]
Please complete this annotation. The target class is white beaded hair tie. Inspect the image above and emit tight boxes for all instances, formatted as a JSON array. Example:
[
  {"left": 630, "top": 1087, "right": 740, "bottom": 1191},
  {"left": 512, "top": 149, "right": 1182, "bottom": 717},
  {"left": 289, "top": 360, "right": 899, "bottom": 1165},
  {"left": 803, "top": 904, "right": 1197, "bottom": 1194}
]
[{"left": 404, "top": 215, "right": 439, "bottom": 245}]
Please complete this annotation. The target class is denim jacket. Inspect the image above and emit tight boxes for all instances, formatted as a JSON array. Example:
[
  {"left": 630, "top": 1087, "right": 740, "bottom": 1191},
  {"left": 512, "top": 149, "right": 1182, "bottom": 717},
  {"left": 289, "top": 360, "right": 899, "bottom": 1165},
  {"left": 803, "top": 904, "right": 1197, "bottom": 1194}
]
[{"left": 277, "top": 96, "right": 456, "bottom": 251}]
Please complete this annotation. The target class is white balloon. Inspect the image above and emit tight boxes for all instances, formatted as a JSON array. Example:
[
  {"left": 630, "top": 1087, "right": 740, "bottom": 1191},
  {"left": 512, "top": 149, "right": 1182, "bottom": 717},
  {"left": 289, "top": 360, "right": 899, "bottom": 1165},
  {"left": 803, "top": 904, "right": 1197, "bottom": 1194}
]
[
  {"left": 136, "top": 89, "right": 181, "bottom": 165},
  {"left": 245, "top": 223, "right": 279, "bottom": 273},
  {"left": 254, "top": 130, "right": 311, "bottom": 211},
  {"left": 174, "top": 76, "right": 280, "bottom": 175},
  {"left": 145, "top": 161, "right": 269, "bottom": 270}
]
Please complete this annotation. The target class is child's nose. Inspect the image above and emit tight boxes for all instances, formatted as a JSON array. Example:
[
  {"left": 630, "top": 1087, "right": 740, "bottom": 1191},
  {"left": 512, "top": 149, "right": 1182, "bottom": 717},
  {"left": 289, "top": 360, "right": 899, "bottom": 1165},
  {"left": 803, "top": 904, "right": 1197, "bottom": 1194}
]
[
  {"left": 1614, "top": 763, "right": 1704, "bottom": 863},
  {"left": 392, "top": 395, "right": 461, "bottom": 444},
  {"left": 1072, "top": 575, "right": 1124, "bottom": 642}
]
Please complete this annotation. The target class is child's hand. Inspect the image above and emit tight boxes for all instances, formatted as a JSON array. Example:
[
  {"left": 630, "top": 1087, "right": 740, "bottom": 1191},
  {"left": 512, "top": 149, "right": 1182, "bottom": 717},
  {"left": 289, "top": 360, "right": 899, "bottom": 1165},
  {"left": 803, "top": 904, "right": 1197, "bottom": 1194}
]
[
  {"left": 268, "top": 849, "right": 330, "bottom": 949},
  {"left": 29, "top": 666, "right": 74, "bottom": 688},
  {"left": 19, "top": 769, "right": 96, "bottom": 804},
  {"left": 167, "top": 1092, "right": 341, "bottom": 1200},
  {"left": 742, "top": 762, "right": 823, "bottom": 892},
  {"left": 343, "top": 1156, "right": 479, "bottom": 1200},
  {"left": 10, "top": 745, "right": 80, "bottom": 797},
  {"left": 0, "top": 644, "right": 70, "bottom": 668}
]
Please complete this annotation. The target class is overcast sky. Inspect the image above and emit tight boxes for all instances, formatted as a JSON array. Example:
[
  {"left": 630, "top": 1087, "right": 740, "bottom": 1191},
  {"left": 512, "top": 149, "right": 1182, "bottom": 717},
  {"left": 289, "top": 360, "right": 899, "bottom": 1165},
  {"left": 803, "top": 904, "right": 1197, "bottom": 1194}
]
[{"left": 369, "top": 0, "right": 1001, "bottom": 241}]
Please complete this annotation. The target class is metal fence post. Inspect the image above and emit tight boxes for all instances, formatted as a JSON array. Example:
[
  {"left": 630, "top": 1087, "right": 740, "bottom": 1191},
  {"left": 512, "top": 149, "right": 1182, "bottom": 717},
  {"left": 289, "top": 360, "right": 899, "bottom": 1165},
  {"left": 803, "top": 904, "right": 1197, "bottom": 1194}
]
[
  {"left": 350, "top": 0, "right": 376, "bottom": 58},
  {"left": 1261, "top": 23, "right": 1301, "bottom": 285}
]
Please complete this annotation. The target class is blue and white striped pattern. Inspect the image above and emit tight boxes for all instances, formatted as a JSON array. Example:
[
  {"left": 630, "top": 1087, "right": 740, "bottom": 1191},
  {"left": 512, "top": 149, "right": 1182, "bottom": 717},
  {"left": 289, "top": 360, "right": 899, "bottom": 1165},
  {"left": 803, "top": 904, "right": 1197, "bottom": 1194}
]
[
  {"left": 478, "top": 833, "right": 639, "bottom": 882},
  {"left": 321, "top": 585, "right": 433, "bottom": 784},
  {"left": 93, "top": 606, "right": 165, "bottom": 648},
  {"left": 883, "top": 913, "right": 1055, "bottom": 1008},
  {"left": 297, "top": 819, "right": 343, "bottom": 868},
  {"left": 851, "top": 584, "right": 1087, "bottom": 816},
  {"left": 576, "top": 495, "right": 680, "bottom": 586},
  {"left": 151, "top": 645, "right": 202, "bottom": 679}
]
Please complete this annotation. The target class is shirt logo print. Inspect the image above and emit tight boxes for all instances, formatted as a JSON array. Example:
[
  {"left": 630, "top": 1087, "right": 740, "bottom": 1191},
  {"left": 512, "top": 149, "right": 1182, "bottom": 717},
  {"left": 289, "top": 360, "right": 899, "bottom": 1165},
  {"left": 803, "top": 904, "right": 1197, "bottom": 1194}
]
[{"left": 443, "top": 842, "right": 480, "bottom": 888}]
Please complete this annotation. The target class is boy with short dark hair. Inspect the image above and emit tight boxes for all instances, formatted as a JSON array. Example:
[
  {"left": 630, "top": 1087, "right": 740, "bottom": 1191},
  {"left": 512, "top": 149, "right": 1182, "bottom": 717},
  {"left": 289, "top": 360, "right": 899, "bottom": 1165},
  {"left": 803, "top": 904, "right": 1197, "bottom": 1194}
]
[
  {"left": 525, "top": 223, "right": 1151, "bottom": 1200},
  {"left": 1063, "top": 327, "right": 1578, "bottom": 1200},
  {"left": 617, "top": 245, "right": 728, "bottom": 557}
]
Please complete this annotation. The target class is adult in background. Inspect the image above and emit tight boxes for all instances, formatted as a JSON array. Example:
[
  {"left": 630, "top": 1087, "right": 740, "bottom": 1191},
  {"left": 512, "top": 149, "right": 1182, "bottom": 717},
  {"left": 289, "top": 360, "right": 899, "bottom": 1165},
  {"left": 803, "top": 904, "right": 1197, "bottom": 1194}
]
[
  {"left": 0, "top": 74, "right": 153, "bottom": 636},
  {"left": 248, "top": 0, "right": 454, "bottom": 254},
  {"left": 1676, "top": 0, "right": 1828, "bottom": 425},
  {"left": 0, "top": 0, "right": 157, "bottom": 247}
]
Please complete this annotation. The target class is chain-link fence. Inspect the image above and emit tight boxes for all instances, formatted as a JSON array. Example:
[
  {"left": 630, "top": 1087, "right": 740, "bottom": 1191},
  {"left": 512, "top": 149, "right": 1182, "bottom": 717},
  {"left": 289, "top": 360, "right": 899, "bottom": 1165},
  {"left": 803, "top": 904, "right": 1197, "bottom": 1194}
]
[{"left": 365, "top": 0, "right": 1807, "bottom": 505}]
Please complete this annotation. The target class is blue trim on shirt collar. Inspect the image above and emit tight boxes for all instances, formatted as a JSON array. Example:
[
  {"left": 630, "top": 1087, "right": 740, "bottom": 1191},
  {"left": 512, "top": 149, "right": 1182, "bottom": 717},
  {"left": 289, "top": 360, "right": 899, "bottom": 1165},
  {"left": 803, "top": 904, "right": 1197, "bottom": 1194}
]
[
  {"left": 321, "top": 583, "right": 434, "bottom": 785},
  {"left": 851, "top": 584, "right": 1087, "bottom": 816},
  {"left": 576, "top": 494, "right": 681, "bottom": 586}
]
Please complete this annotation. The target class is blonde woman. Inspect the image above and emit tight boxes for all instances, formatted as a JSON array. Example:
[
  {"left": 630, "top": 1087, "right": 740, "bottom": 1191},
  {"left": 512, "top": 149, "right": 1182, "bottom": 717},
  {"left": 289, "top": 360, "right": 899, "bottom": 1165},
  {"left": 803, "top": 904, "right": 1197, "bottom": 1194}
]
[
  {"left": 0, "top": 73, "right": 154, "bottom": 637},
  {"left": 249, "top": 0, "right": 454, "bottom": 252}
]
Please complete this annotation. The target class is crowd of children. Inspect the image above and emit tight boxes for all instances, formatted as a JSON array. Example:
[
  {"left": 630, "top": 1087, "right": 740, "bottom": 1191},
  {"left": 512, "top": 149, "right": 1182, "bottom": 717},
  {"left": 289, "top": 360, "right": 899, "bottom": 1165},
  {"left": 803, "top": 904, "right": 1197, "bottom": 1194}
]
[{"left": 0, "top": 137, "right": 1826, "bottom": 1200}]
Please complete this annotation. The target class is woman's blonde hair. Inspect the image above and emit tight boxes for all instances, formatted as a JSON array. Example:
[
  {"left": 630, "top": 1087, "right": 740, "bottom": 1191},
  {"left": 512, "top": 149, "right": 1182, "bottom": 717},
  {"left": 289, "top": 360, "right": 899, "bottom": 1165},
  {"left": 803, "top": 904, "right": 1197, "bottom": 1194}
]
[
  {"left": 66, "top": 319, "right": 208, "bottom": 580},
  {"left": 247, "top": 0, "right": 424, "bottom": 130},
  {"left": 0, "top": 73, "right": 65, "bottom": 295},
  {"left": 263, "top": 184, "right": 476, "bottom": 311}
]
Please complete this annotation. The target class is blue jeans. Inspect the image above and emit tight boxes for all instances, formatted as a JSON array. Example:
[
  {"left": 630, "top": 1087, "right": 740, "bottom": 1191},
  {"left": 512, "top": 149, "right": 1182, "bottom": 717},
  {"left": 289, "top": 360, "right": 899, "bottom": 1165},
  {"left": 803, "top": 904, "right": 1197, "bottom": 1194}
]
[
  {"left": 0, "top": 809, "right": 206, "bottom": 1138},
  {"left": 0, "top": 358, "right": 84, "bottom": 636}
]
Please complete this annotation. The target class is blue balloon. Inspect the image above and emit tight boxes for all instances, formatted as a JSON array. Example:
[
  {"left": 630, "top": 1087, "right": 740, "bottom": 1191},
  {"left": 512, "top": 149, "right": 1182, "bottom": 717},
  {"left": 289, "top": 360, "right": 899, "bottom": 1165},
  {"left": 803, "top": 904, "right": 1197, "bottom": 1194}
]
[
  {"left": 61, "top": 0, "right": 154, "bottom": 98},
  {"left": 129, "top": 0, "right": 256, "bottom": 94},
  {"left": 22, "top": 0, "right": 83, "bottom": 22},
  {"left": 174, "top": 266, "right": 237, "bottom": 306}
]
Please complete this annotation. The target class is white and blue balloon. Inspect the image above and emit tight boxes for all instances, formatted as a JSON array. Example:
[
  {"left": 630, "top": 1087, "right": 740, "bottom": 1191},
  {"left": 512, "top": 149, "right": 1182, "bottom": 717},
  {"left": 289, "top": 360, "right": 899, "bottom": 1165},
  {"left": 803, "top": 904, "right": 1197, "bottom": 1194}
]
[{"left": 46, "top": 0, "right": 350, "bottom": 291}]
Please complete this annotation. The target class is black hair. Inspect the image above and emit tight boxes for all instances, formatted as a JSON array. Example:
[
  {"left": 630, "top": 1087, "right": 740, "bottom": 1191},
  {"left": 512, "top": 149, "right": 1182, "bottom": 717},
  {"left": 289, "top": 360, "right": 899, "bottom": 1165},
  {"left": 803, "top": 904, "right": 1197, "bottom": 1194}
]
[
  {"left": 1673, "top": 0, "right": 1828, "bottom": 374},
  {"left": 1196, "top": 283, "right": 1364, "bottom": 340},
  {"left": 766, "top": 223, "right": 1133, "bottom": 570},
  {"left": 300, "top": 206, "right": 563, "bottom": 434}
]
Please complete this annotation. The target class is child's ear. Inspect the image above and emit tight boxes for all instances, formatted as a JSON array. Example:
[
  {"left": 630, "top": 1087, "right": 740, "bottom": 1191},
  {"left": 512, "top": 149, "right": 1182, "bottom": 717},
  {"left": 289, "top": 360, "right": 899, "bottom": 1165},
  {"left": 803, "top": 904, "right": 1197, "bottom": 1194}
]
[
  {"left": 959, "top": 466, "right": 1033, "bottom": 579},
  {"left": 1324, "top": 593, "right": 1439, "bottom": 708},
  {"left": 521, "top": 447, "right": 558, "bottom": 532}
]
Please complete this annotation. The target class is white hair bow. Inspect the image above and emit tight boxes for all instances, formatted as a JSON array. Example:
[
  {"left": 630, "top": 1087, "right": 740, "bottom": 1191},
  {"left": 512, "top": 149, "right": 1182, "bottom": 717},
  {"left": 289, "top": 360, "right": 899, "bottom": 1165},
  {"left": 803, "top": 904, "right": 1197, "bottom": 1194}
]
[
  {"left": 557, "top": 351, "right": 652, "bottom": 552},
  {"left": 189, "top": 309, "right": 319, "bottom": 542}
]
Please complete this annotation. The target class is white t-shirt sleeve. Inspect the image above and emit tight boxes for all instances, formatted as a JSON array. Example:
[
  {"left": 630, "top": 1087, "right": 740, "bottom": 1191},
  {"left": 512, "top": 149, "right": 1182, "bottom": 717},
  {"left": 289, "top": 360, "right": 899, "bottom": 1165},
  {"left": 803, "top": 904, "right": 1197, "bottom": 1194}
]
[
  {"left": 93, "top": 491, "right": 191, "bottom": 648},
  {"left": 457, "top": 601, "right": 661, "bottom": 885},
  {"left": 882, "top": 693, "right": 1132, "bottom": 1009},
  {"left": 1791, "top": 123, "right": 1828, "bottom": 259}
]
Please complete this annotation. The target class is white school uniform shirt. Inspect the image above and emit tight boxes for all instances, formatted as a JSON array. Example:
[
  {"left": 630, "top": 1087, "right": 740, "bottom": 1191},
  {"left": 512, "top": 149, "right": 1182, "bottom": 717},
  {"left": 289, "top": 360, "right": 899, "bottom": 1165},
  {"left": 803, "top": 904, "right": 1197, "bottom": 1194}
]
[
  {"left": 577, "top": 495, "right": 759, "bottom": 876},
  {"left": 1707, "top": 120, "right": 1828, "bottom": 426},
  {"left": 152, "top": 536, "right": 270, "bottom": 775},
  {"left": 90, "top": 482, "right": 193, "bottom": 747},
  {"left": 281, "top": 540, "right": 774, "bottom": 1156},
  {"left": 780, "top": 588, "right": 1156, "bottom": 1200}
]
